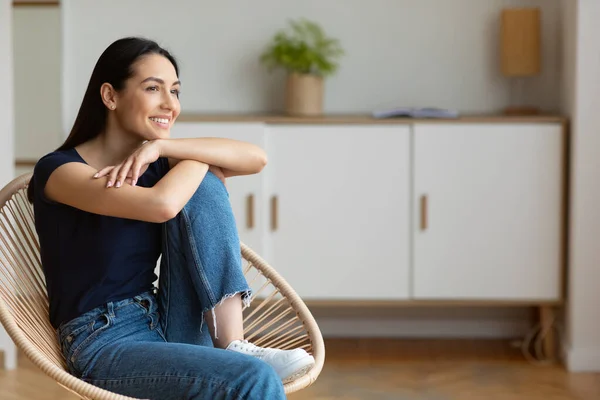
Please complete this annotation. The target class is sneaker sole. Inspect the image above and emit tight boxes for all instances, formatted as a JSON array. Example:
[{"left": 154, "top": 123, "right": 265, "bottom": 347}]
[{"left": 281, "top": 354, "right": 315, "bottom": 384}]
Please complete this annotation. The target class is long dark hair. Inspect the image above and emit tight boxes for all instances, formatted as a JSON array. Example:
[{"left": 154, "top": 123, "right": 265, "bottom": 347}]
[{"left": 27, "top": 37, "right": 179, "bottom": 202}]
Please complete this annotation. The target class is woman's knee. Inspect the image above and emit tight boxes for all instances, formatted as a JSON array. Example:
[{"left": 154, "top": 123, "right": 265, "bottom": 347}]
[
  {"left": 186, "top": 171, "right": 232, "bottom": 213},
  {"left": 198, "top": 171, "right": 228, "bottom": 196},
  {"left": 183, "top": 171, "right": 235, "bottom": 224}
]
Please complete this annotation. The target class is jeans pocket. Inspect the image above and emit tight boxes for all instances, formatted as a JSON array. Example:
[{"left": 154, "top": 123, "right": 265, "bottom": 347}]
[
  {"left": 59, "top": 320, "right": 88, "bottom": 356},
  {"left": 69, "top": 313, "right": 112, "bottom": 376}
]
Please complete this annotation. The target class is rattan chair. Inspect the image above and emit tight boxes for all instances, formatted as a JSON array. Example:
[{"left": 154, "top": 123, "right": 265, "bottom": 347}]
[{"left": 0, "top": 173, "right": 324, "bottom": 399}]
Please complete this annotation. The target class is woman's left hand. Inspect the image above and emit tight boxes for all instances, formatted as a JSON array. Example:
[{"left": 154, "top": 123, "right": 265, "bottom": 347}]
[{"left": 94, "top": 140, "right": 162, "bottom": 188}]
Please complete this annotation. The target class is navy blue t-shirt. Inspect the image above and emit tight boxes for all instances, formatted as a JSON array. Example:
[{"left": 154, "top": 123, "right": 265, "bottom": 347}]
[{"left": 32, "top": 148, "right": 170, "bottom": 329}]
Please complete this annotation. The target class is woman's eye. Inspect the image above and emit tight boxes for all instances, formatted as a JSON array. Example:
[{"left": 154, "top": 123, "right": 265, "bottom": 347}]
[
  {"left": 171, "top": 89, "right": 180, "bottom": 97},
  {"left": 146, "top": 86, "right": 159, "bottom": 92}
]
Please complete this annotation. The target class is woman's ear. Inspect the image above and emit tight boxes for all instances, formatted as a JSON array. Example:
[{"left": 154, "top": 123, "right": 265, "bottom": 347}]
[{"left": 100, "top": 83, "right": 118, "bottom": 110}]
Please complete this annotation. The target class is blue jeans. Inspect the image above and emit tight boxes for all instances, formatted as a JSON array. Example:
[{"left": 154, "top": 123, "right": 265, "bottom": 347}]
[{"left": 56, "top": 172, "right": 286, "bottom": 400}]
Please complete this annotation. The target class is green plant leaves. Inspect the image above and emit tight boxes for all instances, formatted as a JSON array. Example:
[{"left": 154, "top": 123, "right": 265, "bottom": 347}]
[{"left": 260, "top": 18, "right": 344, "bottom": 77}]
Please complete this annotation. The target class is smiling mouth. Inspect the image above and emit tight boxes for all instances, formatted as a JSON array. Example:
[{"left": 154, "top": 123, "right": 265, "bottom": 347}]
[
  {"left": 149, "top": 117, "right": 169, "bottom": 124},
  {"left": 149, "top": 117, "right": 170, "bottom": 129}
]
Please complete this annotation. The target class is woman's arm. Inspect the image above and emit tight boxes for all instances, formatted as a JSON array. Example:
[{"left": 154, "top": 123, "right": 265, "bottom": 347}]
[
  {"left": 93, "top": 137, "right": 265, "bottom": 193},
  {"left": 158, "top": 137, "right": 268, "bottom": 177},
  {"left": 46, "top": 159, "right": 209, "bottom": 223}
]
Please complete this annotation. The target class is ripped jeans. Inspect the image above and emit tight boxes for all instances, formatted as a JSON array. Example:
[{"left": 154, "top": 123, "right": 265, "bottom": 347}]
[{"left": 55, "top": 172, "right": 286, "bottom": 400}]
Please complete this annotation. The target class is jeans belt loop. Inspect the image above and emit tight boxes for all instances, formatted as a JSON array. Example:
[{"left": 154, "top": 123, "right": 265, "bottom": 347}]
[{"left": 107, "top": 302, "right": 115, "bottom": 318}]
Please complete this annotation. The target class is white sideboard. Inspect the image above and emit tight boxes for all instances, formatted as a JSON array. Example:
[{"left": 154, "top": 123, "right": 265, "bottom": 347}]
[
  {"left": 172, "top": 116, "right": 566, "bottom": 298},
  {"left": 172, "top": 114, "right": 567, "bottom": 355}
]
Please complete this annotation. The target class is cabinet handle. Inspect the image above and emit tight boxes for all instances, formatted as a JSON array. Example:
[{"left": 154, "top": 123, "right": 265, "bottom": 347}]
[
  {"left": 246, "top": 194, "right": 254, "bottom": 229},
  {"left": 420, "top": 195, "right": 428, "bottom": 230},
  {"left": 271, "top": 195, "right": 278, "bottom": 231}
]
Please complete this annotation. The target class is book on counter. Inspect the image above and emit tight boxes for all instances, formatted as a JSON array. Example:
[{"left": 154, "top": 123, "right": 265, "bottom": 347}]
[{"left": 372, "top": 107, "right": 459, "bottom": 119}]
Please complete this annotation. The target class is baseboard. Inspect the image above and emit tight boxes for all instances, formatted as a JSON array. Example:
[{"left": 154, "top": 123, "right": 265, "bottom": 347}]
[
  {"left": 313, "top": 307, "right": 533, "bottom": 339},
  {"left": 565, "top": 346, "right": 600, "bottom": 372}
]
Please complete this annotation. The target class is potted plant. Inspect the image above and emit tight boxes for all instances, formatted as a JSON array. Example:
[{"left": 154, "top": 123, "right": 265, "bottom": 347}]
[{"left": 260, "top": 19, "right": 344, "bottom": 116}]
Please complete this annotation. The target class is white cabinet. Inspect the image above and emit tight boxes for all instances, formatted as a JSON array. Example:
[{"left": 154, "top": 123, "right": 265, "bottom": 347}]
[
  {"left": 264, "top": 125, "right": 412, "bottom": 300},
  {"left": 412, "top": 123, "right": 564, "bottom": 301},
  {"left": 168, "top": 119, "right": 565, "bottom": 305},
  {"left": 170, "top": 123, "right": 266, "bottom": 255}
]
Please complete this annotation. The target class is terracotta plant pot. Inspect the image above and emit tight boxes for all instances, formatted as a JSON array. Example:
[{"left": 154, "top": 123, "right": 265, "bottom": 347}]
[{"left": 285, "top": 73, "right": 323, "bottom": 116}]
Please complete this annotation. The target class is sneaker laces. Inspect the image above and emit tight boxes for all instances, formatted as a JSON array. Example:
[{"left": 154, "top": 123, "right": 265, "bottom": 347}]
[{"left": 231, "top": 340, "right": 271, "bottom": 355}]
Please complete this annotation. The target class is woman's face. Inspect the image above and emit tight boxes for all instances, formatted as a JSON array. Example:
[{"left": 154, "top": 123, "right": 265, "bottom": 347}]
[{"left": 113, "top": 54, "right": 181, "bottom": 141}]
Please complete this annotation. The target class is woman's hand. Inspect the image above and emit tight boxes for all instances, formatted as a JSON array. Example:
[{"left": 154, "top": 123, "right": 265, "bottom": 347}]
[{"left": 94, "top": 140, "right": 162, "bottom": 188}]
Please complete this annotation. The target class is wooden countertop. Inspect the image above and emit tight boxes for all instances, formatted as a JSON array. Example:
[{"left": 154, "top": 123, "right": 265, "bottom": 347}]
[
  {"left": 13, "top": 113, "right": 568, "bottom": 168},
  {"left": 177, "top": 113, "right": 568, "bottom": 125}
]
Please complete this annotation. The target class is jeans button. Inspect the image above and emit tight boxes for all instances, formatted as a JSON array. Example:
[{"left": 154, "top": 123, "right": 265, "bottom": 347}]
[{"left": 67, "top": 335, "right": 73, "bottom": 343}]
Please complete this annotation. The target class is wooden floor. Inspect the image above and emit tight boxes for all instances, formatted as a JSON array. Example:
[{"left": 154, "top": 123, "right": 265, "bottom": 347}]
[{"left": 1, "top": 339, "right": 599, "bottom": 399}]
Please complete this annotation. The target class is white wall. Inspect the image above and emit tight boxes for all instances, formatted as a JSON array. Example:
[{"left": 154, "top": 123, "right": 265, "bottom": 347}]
[
  {"left": 0, "top": 0, "right": 17, "bottom": 370},
  {"left": 561, "top": 0, "right": 600, "bottom": 372},
  {"left": 0, "top": 3, "right": 14, "bottom": 184},
  {"left": 13, "top": 6, "right": 62, "bottom": 162},
  {"left": 62, "top": 0, "right": 561, "bottom": 132}
]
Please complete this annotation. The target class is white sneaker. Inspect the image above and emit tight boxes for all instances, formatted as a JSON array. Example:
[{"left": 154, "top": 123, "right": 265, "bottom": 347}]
[{"left": 226, "top": 339, "right": 315, "bottom": 383}]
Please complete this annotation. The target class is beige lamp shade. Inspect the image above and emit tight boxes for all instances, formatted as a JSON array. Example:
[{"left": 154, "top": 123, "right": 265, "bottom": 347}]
[{"left": 500, "top": 8, "right": 541, "bottom": 76}]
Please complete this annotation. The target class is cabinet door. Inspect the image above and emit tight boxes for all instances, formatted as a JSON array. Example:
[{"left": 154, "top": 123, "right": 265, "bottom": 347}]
[
  {"left": 413, "top": 123, "right": 563, "bottom": 300},
  {"left": 265, "top": 125, "right": 411, "bottom": 300},
  {"left": 170, "top": 122, "right": 266, "bottom": 255}
]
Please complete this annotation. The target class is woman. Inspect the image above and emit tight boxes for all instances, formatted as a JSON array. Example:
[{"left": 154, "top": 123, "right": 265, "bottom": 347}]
[{"left": 28, "top": 37, "right": 314, "bottom": 399}]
